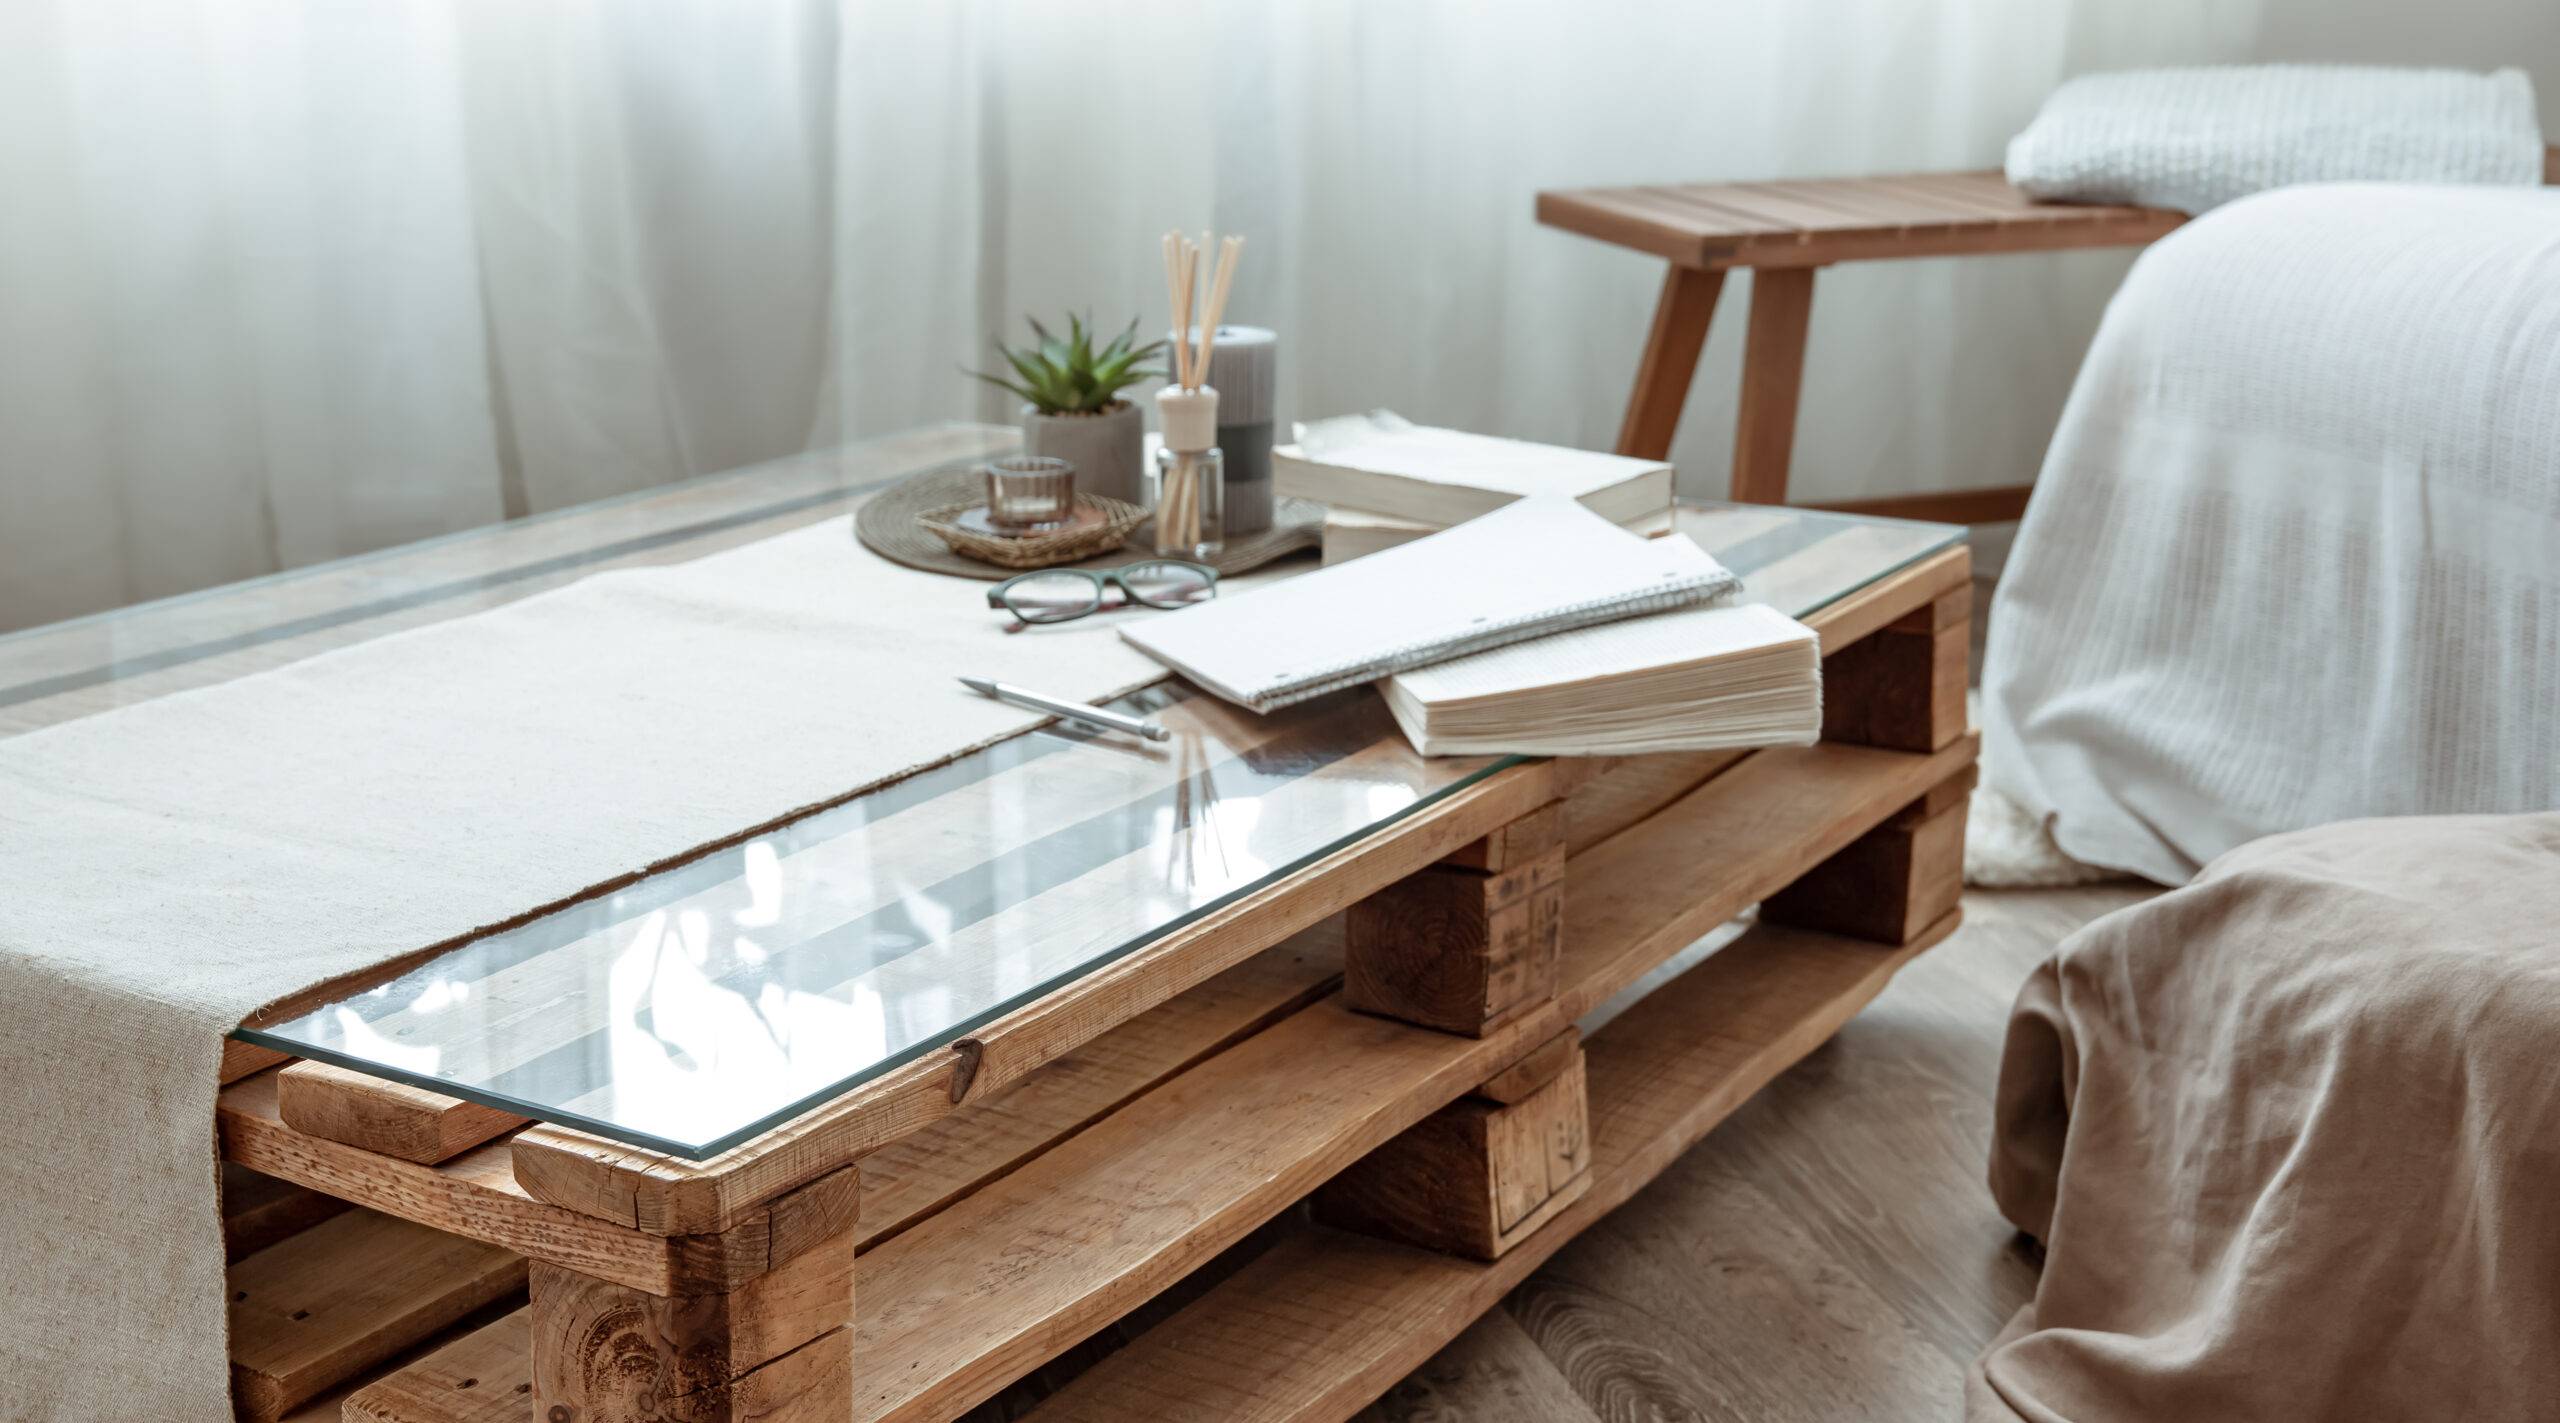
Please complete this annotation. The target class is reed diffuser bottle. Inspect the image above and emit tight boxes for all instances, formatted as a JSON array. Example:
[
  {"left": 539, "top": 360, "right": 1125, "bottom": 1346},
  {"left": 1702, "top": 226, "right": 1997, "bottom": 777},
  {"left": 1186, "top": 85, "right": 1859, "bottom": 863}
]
[{"left": 1151, "top": 230, "right": 1244, "bottom": 560}]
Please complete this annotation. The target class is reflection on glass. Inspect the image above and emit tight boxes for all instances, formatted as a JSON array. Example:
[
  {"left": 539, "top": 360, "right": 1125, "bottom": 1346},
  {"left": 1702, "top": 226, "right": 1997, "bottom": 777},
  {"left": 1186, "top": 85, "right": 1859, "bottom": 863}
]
[{"left": 241, "top": 502, "right": 1960, "bottom": 1157}]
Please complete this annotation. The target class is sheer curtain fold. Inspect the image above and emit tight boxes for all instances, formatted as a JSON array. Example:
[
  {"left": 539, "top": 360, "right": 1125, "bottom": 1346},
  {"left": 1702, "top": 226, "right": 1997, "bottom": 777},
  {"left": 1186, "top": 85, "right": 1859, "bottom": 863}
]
[{"left": 4, "top": 0, "right": 2286, "bottom": 632}]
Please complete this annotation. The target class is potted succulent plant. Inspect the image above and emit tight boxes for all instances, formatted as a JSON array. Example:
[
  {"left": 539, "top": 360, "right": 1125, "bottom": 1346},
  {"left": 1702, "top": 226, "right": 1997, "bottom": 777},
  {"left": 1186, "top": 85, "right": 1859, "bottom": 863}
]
[{"left": 970, "top": 315, "right": 1163, "bottom": 503}]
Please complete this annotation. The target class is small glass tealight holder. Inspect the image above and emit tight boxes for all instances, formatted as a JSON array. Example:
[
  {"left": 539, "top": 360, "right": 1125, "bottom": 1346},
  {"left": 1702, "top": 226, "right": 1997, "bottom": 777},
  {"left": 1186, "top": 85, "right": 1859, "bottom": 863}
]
[{"left": 981, "top": 455, "right": 1076, "bottom": 533}]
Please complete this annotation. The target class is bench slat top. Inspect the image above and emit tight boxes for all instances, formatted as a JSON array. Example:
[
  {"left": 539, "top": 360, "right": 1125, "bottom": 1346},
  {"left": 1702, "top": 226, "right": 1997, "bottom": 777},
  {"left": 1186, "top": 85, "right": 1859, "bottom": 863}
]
[{"left": 1537, "top": 170, "right": 2185, "bottom": 269}]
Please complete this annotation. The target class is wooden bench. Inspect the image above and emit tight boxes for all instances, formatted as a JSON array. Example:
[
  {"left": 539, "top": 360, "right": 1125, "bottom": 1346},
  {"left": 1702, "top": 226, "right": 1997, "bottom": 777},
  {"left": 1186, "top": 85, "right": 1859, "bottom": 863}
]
[{"left": 1538, "top": 151, "right": 2560, "bottom": 523}]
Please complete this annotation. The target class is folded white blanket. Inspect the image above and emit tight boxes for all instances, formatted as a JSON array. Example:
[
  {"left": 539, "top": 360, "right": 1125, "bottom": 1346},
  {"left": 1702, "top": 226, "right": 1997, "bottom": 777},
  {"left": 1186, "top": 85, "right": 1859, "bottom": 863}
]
[{"left": 2007, "top": 64, "right": 2544, "bottom": 214}]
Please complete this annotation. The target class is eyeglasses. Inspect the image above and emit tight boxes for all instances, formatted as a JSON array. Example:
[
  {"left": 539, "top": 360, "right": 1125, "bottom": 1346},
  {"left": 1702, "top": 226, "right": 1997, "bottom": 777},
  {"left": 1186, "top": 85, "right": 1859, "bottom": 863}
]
[{"left": 987, "top": 560, "right": 1218, "bottom": 627}]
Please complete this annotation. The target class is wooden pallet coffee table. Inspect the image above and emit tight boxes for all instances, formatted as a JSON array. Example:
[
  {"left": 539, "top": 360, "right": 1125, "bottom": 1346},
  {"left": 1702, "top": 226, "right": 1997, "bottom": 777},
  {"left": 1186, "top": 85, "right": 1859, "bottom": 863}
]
[{"left": 1, "top": 426, "right": 1972, "bottom": 1422}]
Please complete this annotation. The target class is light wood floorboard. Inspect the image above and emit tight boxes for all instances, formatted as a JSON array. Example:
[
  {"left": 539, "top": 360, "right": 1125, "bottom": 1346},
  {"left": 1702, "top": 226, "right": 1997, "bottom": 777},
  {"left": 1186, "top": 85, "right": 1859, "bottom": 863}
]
[{"left": 1367, "top": 882, "right": 2151, "bottom": 1422}]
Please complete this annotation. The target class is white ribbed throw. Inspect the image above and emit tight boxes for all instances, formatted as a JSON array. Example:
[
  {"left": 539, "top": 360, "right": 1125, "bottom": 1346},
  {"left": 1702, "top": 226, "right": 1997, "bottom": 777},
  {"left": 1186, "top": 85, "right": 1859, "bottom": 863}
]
[
  {"left": 2006, "top": 64, "right": 2544, "bottom": 214},
  {"left": 0, "top": 516, "right": 1182, "bottom": 1421},
  {"left": 1981, "top": 183, "right": 2560, "bottom": 885}
]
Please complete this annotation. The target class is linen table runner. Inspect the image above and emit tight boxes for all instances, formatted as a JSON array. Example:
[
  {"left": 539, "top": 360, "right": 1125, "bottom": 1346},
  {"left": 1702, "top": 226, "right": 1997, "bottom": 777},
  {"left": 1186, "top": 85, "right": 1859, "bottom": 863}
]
[{"left": 0, "top": 515, "right": 1178, "bottom": 1421}]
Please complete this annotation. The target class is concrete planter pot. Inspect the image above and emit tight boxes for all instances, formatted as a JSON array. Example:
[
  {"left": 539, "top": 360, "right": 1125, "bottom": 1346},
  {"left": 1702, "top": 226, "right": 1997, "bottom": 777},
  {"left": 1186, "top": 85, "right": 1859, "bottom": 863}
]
[{"left": 1022, "top": 400, "right": 1145, "bottom": 504}]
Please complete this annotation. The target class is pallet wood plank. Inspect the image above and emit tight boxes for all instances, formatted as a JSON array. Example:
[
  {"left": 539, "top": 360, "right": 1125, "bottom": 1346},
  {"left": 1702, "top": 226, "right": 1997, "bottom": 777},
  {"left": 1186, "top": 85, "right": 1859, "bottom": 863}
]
[
  {"left": 228, "top": 1208, "right": 526, "bottom": 1422},
  {"left": 341, "top": 1309, "right": 531, "bottom": 1423},
  {"left": 220, "top": 1070, "right": 709, "bottom": 1297},
  {"left": 278, "top": 1062, "right": 527, "bottom": 1165},
  {"left": 1022, "top": 913, "right": 1960, "bottom": 1423},
  {"left": 846, "top": 736, "right": 1970, "bottom": 1423},
  {"left": 223, "top": 1162, "right": 353, "bottom": 1264},
  {"left": 311, "top": 738, "right": 1973, "bottom": 1423}
]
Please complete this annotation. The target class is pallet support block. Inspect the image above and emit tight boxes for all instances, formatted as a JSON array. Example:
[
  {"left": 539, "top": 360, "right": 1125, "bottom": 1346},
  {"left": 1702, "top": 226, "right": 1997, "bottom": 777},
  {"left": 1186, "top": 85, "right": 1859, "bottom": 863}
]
[
  {"left": 1821, "top": 582, "right": 1969, "bottom": 753},
  {"left": 528, "top": 1167, "right": 860, "bottom": 1423},
  {"left": 1311, "top": 1029, "right": 1592, "bottom": 1261},
  {"left": 1763, "top": 764, "right": 1972, "bottom": 945},
  {"left": 1344, "top": 842, "right": 1565, "bottom": 1036}
]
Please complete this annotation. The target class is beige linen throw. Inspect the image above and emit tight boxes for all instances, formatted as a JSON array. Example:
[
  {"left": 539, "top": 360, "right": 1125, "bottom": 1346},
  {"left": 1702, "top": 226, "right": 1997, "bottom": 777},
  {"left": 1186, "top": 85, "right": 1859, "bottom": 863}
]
[
  {"left": 0, "top": 516, "right": 1180, "bottom": 1421},
  {"left": 1973, "top": 813, "right": 2560, "bottom": 1421}
]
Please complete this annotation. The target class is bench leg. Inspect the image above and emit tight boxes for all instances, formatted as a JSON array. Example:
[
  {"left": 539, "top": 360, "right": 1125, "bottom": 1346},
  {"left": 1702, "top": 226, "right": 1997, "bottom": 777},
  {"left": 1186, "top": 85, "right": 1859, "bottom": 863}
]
[
  {"left": 527, "top": 1171, "right": 858, "bottom": 1423},
  {"left": 1731, "top": 265, "right": 1818, "bottom": 505},
  {"left": 1615, "top": 265, "right": 1725, "bottom": 461},
  {"left": 1344, "top": 837, "right": 1566, "bottom": 1037},
  {"left": 1765, "top": 764, "right": 1973, "bottom": 945},
  {"left": 1314, "top": 1029, "right": 1593, "bottom": 1260}
]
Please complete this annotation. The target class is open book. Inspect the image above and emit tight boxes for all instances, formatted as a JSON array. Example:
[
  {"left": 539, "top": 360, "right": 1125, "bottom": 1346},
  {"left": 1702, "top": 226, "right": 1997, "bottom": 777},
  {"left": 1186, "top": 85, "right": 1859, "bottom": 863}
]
[
  {"left": 1119, "top": 498, "right": 1739, "bottom": 713},
  {"left": 1382, "top": 602, "right": 1822, "bottom": 756}
]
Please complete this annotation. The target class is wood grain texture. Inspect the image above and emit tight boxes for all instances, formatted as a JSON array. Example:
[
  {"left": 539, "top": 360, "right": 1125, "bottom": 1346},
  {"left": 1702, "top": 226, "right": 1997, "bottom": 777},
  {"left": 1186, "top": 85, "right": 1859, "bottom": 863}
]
[
  {"left": 849, "top": 737, "right": 1970, "bottom": 1423},
  {"left": 227, "top": 1207, "right": 527, "bottom": 1421},
  {"left": 342, "top": 1309, "right": 532, "bottom": 1423},
  {"left": 1731, "top": 267, "right": 1817, "bottom": 505},
  {"left": 1822, "top": 584, "right": 1971, "bottom": 752},
  {"left": 852, "top": 930, "right": 1344, "bottom": 1252},
  {"left": 509, "top": 759, "right": 1559, "bottom": 1234},
  {"left": 1315, "top": 1046, "right": 1591, "bottom": 1261},
  {"left": 1438, "top": 799, "right": 1566, "bottom": 874},
  {"left": 1765, "top": 766, "right": 1973, "bottom": 944},
  {"left": 1615, "top": 265, "right": 1726, "bottom": 461},
  {"left": 1020, "top": 914, "right": 1959, "bottom": 1422},
  {"left": 527, "top": 1246, "right": 853, "bottom": 1423},
  {"left": 1473, "top": 1028, "right": 1580, "bottom": 1107},
  {"left": 1535, "top": 171, "right": 2187, "bottom": 270},
  {"left": 278, "top": 1062, "right": 527, "bottom": 1165},
  {"left": 1345, "top": 848, "right": 1565, "bottom": 1036},
  {"left": 1353, "top": 1308, "right": 1602, "bottom": 1423},
  {"left": 220, "top": 1070, "right": 816, "bottom": 1298},
  {"left": 1557, "top": 750, "right": 1749, "bottom": 857}
]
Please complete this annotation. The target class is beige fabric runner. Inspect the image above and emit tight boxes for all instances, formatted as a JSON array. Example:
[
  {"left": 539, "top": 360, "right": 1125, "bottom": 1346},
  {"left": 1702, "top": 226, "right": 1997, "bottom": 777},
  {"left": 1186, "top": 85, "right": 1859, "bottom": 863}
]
[
  {"left": 0, "top": 516, "right": 1182, "bottom": 1421},
  {"left": 1975, "top": 812, "right": 2560, "bottom": 1421}
]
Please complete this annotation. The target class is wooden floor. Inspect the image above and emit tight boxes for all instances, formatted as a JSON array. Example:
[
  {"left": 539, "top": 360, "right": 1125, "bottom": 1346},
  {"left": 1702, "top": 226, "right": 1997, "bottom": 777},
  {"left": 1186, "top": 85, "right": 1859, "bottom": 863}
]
[{"left": 1358, "top": 882, "right": 2150, "bottom": 1422}]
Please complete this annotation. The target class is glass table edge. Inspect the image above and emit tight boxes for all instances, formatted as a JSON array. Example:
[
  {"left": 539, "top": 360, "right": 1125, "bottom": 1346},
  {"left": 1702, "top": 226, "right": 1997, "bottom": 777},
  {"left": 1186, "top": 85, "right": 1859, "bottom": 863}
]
[{"left": 232, "top": 746, "right": 1535, "bottom": 1162}]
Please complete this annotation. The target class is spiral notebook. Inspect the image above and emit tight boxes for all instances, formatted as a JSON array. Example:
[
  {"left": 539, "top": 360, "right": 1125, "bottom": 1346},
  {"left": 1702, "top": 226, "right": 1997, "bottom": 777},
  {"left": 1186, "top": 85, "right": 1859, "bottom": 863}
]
[{"left": 1120, "top": 497, "right": 1739, "bottom": 713}]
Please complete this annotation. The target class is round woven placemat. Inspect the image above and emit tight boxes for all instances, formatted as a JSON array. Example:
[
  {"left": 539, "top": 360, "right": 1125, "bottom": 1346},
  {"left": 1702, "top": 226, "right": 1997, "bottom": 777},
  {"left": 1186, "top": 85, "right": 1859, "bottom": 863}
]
[{"left": 855, "top": 459, "right": 1324, "bottom": 581}]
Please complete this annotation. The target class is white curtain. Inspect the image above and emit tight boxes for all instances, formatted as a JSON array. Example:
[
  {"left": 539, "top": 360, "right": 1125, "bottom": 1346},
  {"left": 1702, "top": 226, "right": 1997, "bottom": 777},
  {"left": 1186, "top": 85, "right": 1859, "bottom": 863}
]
[{"left": 10, "top": 0, "right": 2509, "bottom": 632}]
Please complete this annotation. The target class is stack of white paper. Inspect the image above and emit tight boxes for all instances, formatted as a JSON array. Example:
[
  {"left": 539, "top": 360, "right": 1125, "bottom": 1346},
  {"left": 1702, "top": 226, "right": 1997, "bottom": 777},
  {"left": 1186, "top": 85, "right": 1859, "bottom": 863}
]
[{"left": 1382, "top": 602, "right": 1821, "bottom": 756}]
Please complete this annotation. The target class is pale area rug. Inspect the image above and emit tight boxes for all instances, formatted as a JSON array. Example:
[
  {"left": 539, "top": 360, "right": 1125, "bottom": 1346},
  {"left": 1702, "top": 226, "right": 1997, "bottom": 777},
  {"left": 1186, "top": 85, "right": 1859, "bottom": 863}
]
[
  {"left": 0, "top": 515, "right": 1186, "bottom": 1421},
  {"left": 1963, "top": 688, "right": 2125, "bottom": 888}
]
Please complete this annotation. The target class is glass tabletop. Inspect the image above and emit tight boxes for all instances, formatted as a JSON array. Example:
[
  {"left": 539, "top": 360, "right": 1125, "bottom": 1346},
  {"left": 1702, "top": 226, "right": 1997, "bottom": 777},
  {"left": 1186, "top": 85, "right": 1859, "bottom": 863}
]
[{"left": 238, "top": 501, "right": 1960, "bottom": 1158}]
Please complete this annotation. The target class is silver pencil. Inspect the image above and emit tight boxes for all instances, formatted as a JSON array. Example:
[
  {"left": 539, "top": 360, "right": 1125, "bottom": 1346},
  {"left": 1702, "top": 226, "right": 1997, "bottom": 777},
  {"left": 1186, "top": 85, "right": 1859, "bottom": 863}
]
[{"left": 959, "top": 676, "right": 1170, "bottom": 741}]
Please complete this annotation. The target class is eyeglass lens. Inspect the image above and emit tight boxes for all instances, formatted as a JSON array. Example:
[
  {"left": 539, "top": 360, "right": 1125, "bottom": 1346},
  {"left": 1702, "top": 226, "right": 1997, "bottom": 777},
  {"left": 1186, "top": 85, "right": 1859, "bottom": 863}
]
[
  {"left": 1119, "top": 561, "right": 1215, "bottom": 608},
  {"left": 1000, "top": 571, "right": 1104, "bottom": 623}
]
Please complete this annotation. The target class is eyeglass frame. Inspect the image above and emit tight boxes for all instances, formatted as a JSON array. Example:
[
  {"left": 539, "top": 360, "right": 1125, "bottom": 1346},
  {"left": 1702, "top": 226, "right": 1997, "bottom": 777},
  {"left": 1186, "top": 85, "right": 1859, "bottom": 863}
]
[{"left": 984, "top": 559, "right": 1220, "bottom": 625}]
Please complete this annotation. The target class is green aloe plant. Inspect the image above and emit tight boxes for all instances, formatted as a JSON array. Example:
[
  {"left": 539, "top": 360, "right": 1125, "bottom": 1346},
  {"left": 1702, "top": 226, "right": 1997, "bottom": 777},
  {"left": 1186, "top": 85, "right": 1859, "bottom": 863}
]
[{"left": 969, "top": 314, "right": 1164, "bottom": 416}]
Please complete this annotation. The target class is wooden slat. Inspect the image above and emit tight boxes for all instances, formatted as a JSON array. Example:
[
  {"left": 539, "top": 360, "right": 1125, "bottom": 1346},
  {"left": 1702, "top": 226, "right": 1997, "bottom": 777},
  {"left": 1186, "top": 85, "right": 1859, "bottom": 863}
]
[
  {"left": 845, "top": 735, "right": 1971, "bottom": 1423},
  {"left": 1536, "top": 170, "right": 2185, "bottom": 271},
  {"left": 341, "top": 1310, "right": 530, "bottom": 1423},
  {"left": 1022, "top": 912, "right": 1963, "bottom": 1423},
  {"left": 223, "top": 1162, "right": 353, "bottom": 1264},
  {"left": 228, "top": 1208, "right": 526, "bottom": 1421},
  {"left": 851, "top": 929, "right": 1344, "bottom": 1251},
  {"left": 507, "top": 758, "right": 1559, "bottom": 1235},
  {"left": 322, "top": 737, "right": 1974, "bottom": 1423},
  {"left": 278, "top": 1062, "right": 527, "bottom": 1165},
  {"left": 219, "top": 1071, "right": 701, "bottom": 1297}
]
